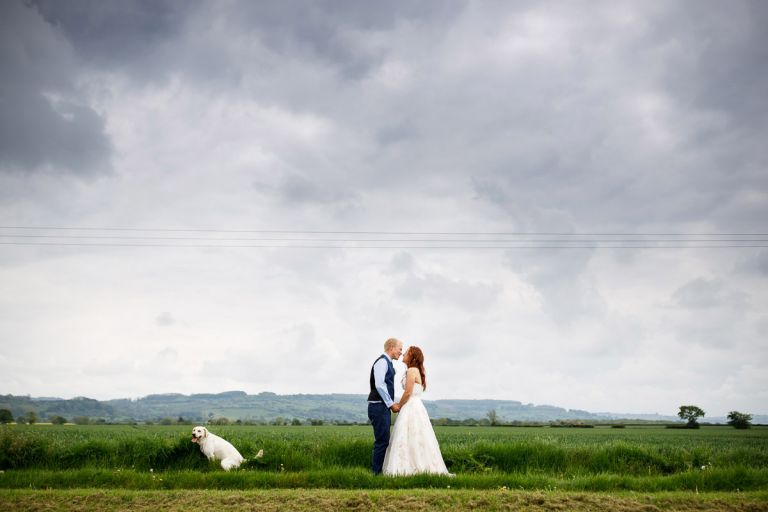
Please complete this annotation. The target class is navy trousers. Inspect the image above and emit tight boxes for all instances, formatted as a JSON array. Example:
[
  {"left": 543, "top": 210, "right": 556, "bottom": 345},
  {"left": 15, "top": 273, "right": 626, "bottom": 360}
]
[{"left": 368, "top": 402, "right": 391, "bottom": 474}]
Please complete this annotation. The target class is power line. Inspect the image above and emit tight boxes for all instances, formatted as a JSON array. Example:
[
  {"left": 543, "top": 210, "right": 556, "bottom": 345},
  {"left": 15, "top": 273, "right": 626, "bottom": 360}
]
[
  {"left": 1, "top": 226, "right": 767, "bottom": 236},
  {"left": 2, "top": 242, "right": 767, "bottom": 249},
  {"left": 2, "top": 226, "right": 766, "bottom": 249},
  {"left": 2, "top": 234, "right": 767, "bottom": 243}
]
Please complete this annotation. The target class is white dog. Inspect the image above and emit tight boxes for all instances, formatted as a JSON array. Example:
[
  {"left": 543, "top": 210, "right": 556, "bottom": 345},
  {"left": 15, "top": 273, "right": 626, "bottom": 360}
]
[{"left": 191, "top": 426, "right": 262, "bottom": 470}]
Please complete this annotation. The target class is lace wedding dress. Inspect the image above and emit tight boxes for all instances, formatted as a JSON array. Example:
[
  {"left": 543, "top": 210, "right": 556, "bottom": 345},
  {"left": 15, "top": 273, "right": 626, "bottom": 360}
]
[{"left": 382, "top": 378, "right": 451, "bottom": 476}]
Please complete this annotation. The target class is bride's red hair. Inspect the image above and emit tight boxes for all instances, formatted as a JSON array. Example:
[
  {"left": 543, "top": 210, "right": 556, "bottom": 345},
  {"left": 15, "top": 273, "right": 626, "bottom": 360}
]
[{"left": 406, "top": 346, "right": 427, "bottom": 391}]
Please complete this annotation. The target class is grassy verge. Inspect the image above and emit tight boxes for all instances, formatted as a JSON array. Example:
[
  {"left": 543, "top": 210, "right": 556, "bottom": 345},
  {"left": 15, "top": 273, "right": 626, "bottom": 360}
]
[
  {"left": 0, "top": 489, "right": 766, "bottom": 511},
  {"left": 2, "top": 467, "right": 767, "bottom": 492},
  {"left": 3, "top": 425, "right": 767, "bottom": 476}
]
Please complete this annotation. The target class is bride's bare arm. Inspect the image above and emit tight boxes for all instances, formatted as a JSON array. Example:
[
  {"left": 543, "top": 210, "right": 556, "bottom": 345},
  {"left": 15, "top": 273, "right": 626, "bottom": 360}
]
[{"left": 399, "top": 368, "right": 419, "bottom": 407}]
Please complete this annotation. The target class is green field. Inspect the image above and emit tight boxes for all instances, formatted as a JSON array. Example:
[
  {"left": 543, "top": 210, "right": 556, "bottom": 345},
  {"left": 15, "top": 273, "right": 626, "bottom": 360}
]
[{"left": 1, "top": 424, "right": 767, "bottom": 510}]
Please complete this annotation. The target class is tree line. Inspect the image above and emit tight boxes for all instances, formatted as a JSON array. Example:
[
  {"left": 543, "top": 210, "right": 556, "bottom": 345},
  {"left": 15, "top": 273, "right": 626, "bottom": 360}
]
[
  {"left": 676, "top": 405, "right": 753, "bottom": 429},
  {"left": 0, "top": 405, "right": 756, "bottom": 428}
]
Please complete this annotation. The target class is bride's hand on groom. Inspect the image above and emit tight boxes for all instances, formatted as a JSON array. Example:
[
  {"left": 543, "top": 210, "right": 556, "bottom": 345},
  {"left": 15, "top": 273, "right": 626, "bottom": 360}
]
[{"left": 391, "top": 403, "right": 401, "bottom": 413}]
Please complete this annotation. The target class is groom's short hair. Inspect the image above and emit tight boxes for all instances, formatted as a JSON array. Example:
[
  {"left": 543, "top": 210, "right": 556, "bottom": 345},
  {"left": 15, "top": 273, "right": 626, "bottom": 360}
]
[{"left": 384, "top": 338, "right": 401, "bottom": 351}]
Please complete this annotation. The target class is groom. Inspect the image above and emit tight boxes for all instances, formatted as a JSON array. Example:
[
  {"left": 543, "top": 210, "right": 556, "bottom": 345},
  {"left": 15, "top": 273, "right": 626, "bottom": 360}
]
[{"left": 367, "top": 337, "right": 403, "bottom": 474}]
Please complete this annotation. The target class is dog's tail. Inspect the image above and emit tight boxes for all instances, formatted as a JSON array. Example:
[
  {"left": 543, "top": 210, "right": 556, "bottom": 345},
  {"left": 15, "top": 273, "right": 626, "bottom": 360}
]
[{"left": 245, "top": 449, "right": 264, "bottom": 463}]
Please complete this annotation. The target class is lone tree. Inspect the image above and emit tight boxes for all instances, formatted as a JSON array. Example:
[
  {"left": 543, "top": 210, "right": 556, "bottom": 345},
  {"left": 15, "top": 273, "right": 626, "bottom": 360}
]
[
  {"left": 487, "top": 409, "right": 499, "bottom": 426},
  {"left": 0, "top": 409, "right": 13, "bottom": 424},
  {"left": 678, "top": 405, "right": 705, "bottom": 428},
  {"left": 727, "top": 411, "right": 752, "bottom": 429},
  {"left": 50, "top": 415, "right": 67, "bottom": 425}
]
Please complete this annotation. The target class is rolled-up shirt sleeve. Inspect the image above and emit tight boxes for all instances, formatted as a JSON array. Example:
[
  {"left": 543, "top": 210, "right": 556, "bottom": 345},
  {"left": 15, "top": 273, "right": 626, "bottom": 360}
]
[{"left": 373, "top": 357, "right": 394, "bottom": 408}]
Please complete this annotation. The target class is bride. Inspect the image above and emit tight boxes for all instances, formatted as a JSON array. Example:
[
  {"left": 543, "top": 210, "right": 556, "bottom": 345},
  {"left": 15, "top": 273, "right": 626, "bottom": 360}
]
[{"left": 382, "top": 346, "right": 452, "bottom": 476}]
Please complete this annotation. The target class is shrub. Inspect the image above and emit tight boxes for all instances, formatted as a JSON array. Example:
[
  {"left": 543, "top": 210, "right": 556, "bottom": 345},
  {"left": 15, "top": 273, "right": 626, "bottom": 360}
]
[
  {"left": 0, "top": 409, "right": 13, "bottom": 424},
  {"left": 727, "top": 411, "right": 752, "bottom": 429}
]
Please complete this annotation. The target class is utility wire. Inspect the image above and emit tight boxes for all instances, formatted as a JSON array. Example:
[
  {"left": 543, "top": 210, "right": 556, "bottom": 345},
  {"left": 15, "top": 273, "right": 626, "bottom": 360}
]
[
  {"left": 2, "top": 242, "right": 767, "bottom": 249},
  {"left": 2, "top": 226, "right": 766, "bottom": 249},
  {"left": 1, "top": 226, "right": 766, "bottom": 236},
  {"left": 1, "top": 235, "right": 767, "bottom": 243}
]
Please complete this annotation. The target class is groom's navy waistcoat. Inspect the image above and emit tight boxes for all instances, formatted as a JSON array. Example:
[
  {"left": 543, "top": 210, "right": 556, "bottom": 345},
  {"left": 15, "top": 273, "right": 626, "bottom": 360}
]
[{"left": 368, "top": 355, "right": 395, "bottom": 403}]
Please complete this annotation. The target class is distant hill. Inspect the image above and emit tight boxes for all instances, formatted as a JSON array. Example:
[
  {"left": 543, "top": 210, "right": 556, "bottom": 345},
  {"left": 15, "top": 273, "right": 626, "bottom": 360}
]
[{"left": 1, "top": 392, "right": 764, "bottom": 424}]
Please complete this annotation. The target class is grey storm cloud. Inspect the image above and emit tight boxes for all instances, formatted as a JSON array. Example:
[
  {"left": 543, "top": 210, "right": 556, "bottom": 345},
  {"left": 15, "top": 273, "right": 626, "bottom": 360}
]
[
  {"left": 736, "top": 250, "right": 768, "bottom": 276},
  {"left": 271, "top": 173, "right": 359, "bottom": 209},
  {"left": 505, "top": 248, "right": 603, "bottom": 325},
  {"left": 31, "top": 0, "right": 461, "bottom": 81},
  {"left": 453, "top": 1, "right": 767, "bottom": 233},
  {"left": 394, "top": 269, "right": 502, "bottom": 313},
  {"left": 0, "top": 1, "right": 111, "bottom": 174},
  {"left": 201, "top": 0, "right": 464, "bottom": 79},
  {"left": 650, "top": 1, "right": 768, "bottom": 132},
  {"left": 17, "top": 0, "right": 765, "bottom": 227},
  {"left": 31, "top": 0, "right": 187, "bottom": 71},
  {"left": 672, "top": 278, "right": 748, "bottom": 310}
]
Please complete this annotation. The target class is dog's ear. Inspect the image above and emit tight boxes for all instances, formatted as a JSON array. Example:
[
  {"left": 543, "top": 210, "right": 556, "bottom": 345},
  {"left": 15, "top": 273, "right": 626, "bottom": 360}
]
[{"left": 202, "top": 427, "right": 209, "bottom": 437}]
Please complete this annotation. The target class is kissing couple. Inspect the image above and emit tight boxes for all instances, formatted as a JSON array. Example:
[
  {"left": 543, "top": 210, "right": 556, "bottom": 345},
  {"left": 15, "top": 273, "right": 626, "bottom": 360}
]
[{"left": 367, "top": 337, "right": 452, "bottom": 476}]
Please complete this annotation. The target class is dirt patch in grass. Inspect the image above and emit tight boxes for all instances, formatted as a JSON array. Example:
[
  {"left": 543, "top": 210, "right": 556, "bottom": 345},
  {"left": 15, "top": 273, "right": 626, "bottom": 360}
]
[{"left": 1, "top": 489, "right": 766, "bottom": 511}]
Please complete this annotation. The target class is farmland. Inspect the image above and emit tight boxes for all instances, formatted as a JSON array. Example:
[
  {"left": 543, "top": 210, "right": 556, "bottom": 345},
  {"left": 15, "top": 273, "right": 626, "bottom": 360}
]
[{"left": 1, "top": 424, "right": 767, "bottom": 510}]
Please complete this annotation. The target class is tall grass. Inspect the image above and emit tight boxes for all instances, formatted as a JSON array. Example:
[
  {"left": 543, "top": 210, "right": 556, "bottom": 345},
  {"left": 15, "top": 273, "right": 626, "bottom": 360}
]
[
  {"left": 1, "top": 425, "right": 766, "bottom": 491},
  {"left": 2, "top": 468, "right": 767, "bottom": 491}
]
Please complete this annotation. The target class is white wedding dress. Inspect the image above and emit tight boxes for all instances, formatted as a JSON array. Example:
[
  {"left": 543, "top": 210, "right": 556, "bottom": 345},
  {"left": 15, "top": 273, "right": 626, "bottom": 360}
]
[{"left": 382, "top": 378, "right": 451, "bottom": 476}]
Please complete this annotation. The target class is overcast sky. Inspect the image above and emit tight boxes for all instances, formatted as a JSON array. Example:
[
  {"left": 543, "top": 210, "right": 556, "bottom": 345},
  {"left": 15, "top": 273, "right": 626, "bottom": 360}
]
[{"left": 1, "top": 0, "right": 766, "bottom": 417}]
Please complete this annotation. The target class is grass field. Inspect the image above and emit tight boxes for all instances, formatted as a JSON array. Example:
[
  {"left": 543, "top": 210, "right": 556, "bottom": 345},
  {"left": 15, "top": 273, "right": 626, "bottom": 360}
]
[{"left": 1, "top": 424, "right": 766, "bottom": 510}]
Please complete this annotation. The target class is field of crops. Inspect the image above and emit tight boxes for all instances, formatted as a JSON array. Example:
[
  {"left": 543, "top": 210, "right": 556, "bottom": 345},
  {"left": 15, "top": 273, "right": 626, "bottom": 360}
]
[{"left": 1, "top": 424, "right": 767, "bottom": 510}]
